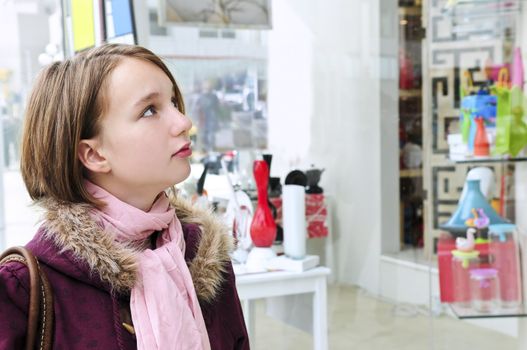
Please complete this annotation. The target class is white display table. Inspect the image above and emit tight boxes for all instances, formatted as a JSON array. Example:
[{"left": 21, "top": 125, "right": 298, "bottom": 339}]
[{"left": 235, "top": 266, "right": 331, "bottom": 350}]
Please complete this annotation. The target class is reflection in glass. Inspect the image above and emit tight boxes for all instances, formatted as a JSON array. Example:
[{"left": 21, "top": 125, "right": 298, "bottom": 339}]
[{"left": 164, "top": 57, "right": 268, "bottom": 152}]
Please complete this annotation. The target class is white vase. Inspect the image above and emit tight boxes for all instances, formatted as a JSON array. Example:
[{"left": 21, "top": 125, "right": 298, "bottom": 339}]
[{"left": 282, "top": 184, "right": 306, "bottom": 259}]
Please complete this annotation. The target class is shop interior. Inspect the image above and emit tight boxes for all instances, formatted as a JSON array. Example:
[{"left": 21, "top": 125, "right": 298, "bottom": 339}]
[{"left": 2, "top": 0, "right": 527, "bottom": 349}]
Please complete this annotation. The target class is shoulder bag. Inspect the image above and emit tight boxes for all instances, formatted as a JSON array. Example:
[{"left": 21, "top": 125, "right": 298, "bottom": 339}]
[{"left": 0, "top": 246, "right": 54, "bottom": 350}]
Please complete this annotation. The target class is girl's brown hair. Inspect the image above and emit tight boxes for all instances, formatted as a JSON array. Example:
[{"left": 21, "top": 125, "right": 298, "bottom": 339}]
[{"left": 20, "top": 44, "right": 185, "bottom": 206}]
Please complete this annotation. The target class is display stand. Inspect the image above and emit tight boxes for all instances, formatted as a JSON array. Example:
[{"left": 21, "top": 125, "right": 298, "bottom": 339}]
[{"left": 235, "top": 267, "right": 331, "bottom": 350}]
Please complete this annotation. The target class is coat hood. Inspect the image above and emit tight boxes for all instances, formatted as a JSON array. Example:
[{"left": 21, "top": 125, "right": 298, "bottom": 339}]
[{"left": 30, "top": 193, "right": 233, "bottom": 304}]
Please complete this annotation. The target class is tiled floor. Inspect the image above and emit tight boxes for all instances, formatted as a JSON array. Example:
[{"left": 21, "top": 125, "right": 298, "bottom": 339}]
[{"left": 253, "top": 285, "right": 518, "bottom": 350}]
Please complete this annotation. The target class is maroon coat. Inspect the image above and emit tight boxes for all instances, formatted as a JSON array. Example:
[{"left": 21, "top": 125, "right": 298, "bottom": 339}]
[{"left": 0, "top": 197, "right": 249, "bottom": 349}]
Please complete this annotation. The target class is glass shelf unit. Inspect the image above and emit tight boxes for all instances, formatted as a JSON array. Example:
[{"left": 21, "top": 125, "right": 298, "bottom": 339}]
[
  {"left": 450, "top": 303, "right": 527, "bottom": 319},
  {"left": 452, "top": 156, "right": 527, "bottom": 164}
]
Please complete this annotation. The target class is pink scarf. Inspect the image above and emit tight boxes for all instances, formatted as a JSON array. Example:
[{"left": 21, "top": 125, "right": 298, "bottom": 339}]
[{"left": 85, "top": 181, "right": 210, "bottom": 350}]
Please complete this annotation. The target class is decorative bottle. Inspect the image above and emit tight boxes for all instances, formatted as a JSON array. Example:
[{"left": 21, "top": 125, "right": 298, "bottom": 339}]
[
  {"left": 473, "top": 117, "right": 490, "bottom": 156},
  {"left": 250, "top": 160, "right": 277, "bottom": 247}
]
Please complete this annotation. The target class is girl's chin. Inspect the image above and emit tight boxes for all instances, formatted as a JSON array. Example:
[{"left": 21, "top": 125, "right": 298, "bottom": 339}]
[{"left": 170, "top": 166, "right": 192, "bottom": 186}]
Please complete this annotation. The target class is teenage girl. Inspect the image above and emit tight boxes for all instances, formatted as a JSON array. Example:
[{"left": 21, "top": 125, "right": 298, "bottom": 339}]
[{"left": 0, "top": 43, "right": 249, "bottom": 350}]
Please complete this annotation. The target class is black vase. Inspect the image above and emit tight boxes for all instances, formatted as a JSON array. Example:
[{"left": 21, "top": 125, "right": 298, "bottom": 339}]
[{"left": 262, "top": 154, "right": 283, "bottom": 243}]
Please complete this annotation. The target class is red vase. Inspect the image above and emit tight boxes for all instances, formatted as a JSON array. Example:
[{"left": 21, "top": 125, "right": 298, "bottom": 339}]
[{"left": 250, "top": 160, "right": 277, "bottom": 247}]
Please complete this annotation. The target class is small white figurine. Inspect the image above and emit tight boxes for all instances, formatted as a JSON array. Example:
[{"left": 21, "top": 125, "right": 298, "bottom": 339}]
[{"left": 456, "top": 227, "right": 476, "bottom": 252}]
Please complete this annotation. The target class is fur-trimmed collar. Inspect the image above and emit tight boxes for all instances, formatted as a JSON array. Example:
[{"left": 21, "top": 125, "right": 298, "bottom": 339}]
[{"left": 37, "top": 193, "right": 233, "bottom": 304}]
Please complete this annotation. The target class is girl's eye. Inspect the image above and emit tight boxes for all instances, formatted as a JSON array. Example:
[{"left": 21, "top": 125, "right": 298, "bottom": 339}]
[
  {"left": 171, "top": 97, "right": 178, "bottom": 109},
  {"left": 142, "top": 106, "right": 156, "bottom": 118}
]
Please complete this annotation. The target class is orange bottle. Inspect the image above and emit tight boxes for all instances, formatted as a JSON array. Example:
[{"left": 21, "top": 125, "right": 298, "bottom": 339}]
[{"left": 474, "top": 116, "right": 490, "bottom": 156}]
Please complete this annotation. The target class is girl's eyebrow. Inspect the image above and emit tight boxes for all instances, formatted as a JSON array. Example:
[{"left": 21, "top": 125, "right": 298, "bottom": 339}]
[{"left": 134, "top": 91, "right": 161, "bottom": 107}]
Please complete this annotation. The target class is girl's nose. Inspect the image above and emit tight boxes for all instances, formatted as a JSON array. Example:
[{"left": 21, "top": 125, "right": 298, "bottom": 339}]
[{"left": 169, "top": 109, "right": 193, "bottom": 136}]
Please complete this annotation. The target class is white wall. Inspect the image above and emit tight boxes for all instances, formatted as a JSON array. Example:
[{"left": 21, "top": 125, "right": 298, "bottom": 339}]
[
  {"left": 379, "top": 1, "right": 400, "bottom": 255},
  {"left": 267, "top": 0, "right": 398, "bottom": 292},
  {"left": 267, "top": 0, "right": 313, "bottom": 173}
]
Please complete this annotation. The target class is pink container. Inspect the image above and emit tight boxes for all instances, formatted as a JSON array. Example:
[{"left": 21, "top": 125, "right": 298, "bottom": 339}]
[{"left": 470, "top": 268, "right": 500, "bottom": 313}]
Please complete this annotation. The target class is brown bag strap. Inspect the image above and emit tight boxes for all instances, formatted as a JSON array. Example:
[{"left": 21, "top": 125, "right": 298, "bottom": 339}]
[{"left": 0, "top": 246, "right": 54, "bottom": 350}]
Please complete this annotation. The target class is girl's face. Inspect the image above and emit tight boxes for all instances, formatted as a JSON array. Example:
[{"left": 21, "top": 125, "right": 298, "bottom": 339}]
[{"left": 89, "top": 57, "right": 192, "bottom": 207}]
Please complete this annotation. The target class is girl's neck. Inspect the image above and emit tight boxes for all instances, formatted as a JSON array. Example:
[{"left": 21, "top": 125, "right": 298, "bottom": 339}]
[
  {"left": 89, "top": 178, "right": 159, "bottom": 212},
  {"left": 118, "top": 193, "right": 157, "bottom": 212}
]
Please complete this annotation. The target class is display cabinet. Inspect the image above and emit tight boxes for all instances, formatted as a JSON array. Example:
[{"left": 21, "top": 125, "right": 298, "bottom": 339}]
[
  {"left": 422, "top": 0, "right": 524, "bottom": 257},
  {"left": 421, "top": 0, "right": 527, "bottom": 321}
]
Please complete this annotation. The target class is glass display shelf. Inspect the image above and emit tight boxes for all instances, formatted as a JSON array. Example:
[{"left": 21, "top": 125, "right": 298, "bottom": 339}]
[
  {"left": 443, "top": 0, "right": 526, "bottom": 4},
  {"left": 441, "top": 0, "right": 523, "bottom": 10},
  {"left": 450, "top": 303, "right": 527, "bottom": 319},
  {"left": 441, "top": 0, "right": 522, "bottom": 20},
  {"left": 451, "top": 156, "right": 527, "bottom": 164}
]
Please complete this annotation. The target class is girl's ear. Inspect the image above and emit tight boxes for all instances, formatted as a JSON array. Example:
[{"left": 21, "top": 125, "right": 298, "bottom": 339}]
[{"left": 78, "top": 139, "right": 111, "bottom": 174}]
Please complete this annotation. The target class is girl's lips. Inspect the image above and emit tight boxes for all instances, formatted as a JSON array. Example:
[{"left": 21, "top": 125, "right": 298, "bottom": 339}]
[{"left": 173, "top": 144, "right": 192, "bottom": 158}]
